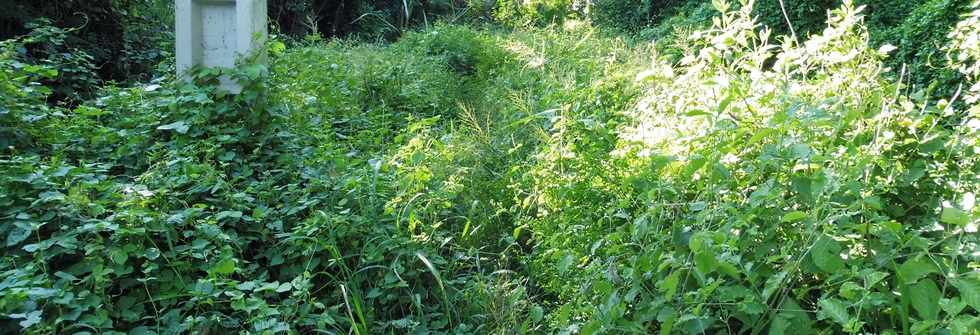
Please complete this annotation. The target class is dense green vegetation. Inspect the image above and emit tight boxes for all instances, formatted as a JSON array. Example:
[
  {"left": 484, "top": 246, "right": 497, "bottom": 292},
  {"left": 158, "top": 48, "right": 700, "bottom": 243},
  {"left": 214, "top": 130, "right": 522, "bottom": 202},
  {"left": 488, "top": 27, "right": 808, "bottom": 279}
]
[
  {"left": 2, "top": 0, "right": 973, "bottom": 101},
  {"left": 2, "top": 0, "right": 980, "bottom": 334}
]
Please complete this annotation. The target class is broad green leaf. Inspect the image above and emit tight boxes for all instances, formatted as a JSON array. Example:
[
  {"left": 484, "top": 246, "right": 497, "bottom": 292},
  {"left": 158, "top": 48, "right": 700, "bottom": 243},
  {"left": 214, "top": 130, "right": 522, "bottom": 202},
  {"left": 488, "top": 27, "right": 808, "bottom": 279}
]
[
  {"left": 897, "top": 257, "right": 937, "bottom": 284},
  {"left": 660, "top": 271, "right": 681, "bottom": 298},
  {"left": 910, "top": 320, "right": 939, "bottom": 334},
  {"left": 109, "top": 248, "right": 128, "bottom": 265},
  {"left": 236, "top": 281, "right": 257, "bottom": 291},
  {"left": 694, "top": 251, "right": 717, "bottom": 275},
  {"left": 791, "top": 175, "right": 814, "bottom": 203},
  {"left": 940, "top": 207, "right": 970, "bottom": 226},
  {"left": 940, "top": 297, "right": 967, "bottom": 316},
  {"left": 768, "top": 315, "right": 790, "bottom": 335},
  {"left": 157, "top": 121, "right": 189, "bottom": 134},
  {"left": 950, "top": 315, "right": 979, "bottom": 335},
  {"left": 951, "top": 274, "right": 980, "bottom": 311},
  {"left": 580, "top": 320, "right": 600, "bottom": 335},
  {"left": 680, "top": 316, "right": 713, "bottom": 333},
  {"left": 762, "top": 271, "right": 788, "bottom": 300},
  {"left": 777, "top": 298, "right": 814, "bottom": 334},
  {"left": 15, "top": 310, "right": 42, "bottom": 328},
  {"left": 658, "top": 307, "right": 677, "bottom": 335},
  {"left": 144, "top": 248, "right": 160, "bottom": 260},
  {"left": 865, "top": 271, "right": 889, "bottom": 288},
  {"left": 791, "top": 143, "right": 812, "bottom": 160},
  {"left": 717, "top": 260, "right": 740, "bottom": 279},
  {"left": 811, "top": 235, "right": 844, "bottom": 273},
  {"left": 747, "top": 128, "right": 775, "bottom": 146},
  {"left": 817, "top": 298, "right": 849, "bottom": 326},
  {"left": 530, "top": 305, "right": 544, "bottom": 323},
  {"left": 6, "top": 223, "right": 32, "bottom": 246},
  {"left": 781, "top": 211, "right": 807, "bottom": 223},
  {"left": 213, "top": 258, "right": 236, "bottom": 275},
  {"left": 909, "top": 279, "right": 941, "bottom": 320},
  {"left": 217, "top": 151, "right": 236, "bottom": 162},
  {"left": 558, "top": 253, "right": 575, "bottom": 274},
  {"left": 215, "top": 210, "right": 243, "bottom": 222}
]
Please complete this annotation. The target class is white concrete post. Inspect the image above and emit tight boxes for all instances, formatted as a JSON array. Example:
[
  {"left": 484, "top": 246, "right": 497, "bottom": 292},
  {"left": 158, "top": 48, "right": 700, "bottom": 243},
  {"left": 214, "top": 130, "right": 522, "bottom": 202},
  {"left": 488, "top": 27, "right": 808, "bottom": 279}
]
[{"left": 176, "top": 0, "right": 267, "bottom": 93}]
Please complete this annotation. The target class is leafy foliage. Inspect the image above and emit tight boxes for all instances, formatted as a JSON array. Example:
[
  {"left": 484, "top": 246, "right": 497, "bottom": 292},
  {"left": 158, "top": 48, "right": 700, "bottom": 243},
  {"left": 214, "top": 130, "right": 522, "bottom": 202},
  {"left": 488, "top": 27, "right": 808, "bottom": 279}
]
[
  {"left": 0, "top": 0, "right": 174, "bottom": 99},
  {"left": 523, "top": 0, "right": 980, "bottom": 333},
  {"left": 2, "top": 0, "right": 980, "bottom": 334}
]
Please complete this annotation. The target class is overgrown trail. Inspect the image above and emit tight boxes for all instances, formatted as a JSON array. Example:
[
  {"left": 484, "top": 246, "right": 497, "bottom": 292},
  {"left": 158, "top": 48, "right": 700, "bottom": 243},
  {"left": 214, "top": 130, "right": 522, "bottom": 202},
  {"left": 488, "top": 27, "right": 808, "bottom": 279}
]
[{"left": 266, "top": 24, "right": 651, "bottom": 331}]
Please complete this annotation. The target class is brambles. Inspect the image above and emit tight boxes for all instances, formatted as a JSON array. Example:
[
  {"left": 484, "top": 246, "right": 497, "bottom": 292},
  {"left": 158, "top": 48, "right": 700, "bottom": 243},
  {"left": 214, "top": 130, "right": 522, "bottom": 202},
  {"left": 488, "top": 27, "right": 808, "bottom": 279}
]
[{"left": 2, "top": 0, "right": 979, "bottom": 334}]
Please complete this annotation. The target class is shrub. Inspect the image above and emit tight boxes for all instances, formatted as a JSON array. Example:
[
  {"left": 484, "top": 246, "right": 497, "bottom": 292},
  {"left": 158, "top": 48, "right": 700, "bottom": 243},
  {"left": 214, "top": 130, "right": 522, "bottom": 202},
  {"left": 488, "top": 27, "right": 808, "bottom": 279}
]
[
  {"left": 0, "top": 25, "right": 543, "bottom": 334},
  {"left": 525, "top": 1, "right": 980, "bottom": 333}
]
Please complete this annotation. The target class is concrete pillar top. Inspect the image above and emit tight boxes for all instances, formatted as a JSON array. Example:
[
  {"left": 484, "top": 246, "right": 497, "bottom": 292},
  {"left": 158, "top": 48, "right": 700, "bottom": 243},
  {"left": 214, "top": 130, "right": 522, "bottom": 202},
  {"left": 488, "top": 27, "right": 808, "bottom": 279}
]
[{"left": 175, "top": 0, "right": 267, "bottom": 93}]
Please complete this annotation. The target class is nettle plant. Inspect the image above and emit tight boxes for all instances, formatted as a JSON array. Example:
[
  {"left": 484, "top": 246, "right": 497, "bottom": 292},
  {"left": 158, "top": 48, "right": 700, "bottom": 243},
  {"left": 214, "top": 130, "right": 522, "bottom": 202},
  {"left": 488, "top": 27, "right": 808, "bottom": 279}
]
[{"left": 530, "top": 0, "right": 979, "bottom": 333}]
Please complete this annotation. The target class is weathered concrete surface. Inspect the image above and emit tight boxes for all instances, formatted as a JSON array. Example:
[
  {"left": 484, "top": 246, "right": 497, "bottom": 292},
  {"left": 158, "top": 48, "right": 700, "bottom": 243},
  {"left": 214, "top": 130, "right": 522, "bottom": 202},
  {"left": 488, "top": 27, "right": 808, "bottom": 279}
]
[{"left": 176, "top": 0, "right": 267, "bottom": 92}]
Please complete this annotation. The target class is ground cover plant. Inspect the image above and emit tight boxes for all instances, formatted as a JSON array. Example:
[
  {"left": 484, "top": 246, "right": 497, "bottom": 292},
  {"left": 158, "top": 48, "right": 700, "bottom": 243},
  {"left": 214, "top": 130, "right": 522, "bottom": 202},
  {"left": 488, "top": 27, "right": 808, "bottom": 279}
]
[{"left": 1, "top": 0, "right": 979, "bottom": 334}]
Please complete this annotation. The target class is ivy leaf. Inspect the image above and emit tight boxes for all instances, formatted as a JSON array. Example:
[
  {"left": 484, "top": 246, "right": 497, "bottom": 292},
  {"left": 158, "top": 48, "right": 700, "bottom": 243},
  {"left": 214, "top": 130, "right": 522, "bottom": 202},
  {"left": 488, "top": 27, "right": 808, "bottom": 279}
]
[
  {"left": 37, "top": 191, "right": 65, "bottom": 203},
  {"left": 236, "top": 281, "right": 257, "bottom": 291},
  {"left": 811, "top": 235, "right": 844, "bottom": 273},
  {"left": 817, "top": 298, "right": 849, "bottom": 326},
  {"left": 910, "top": 279, "right": 941, "bottom": 320},
  {"left": 897, "top": 257, "right": 937, "bottom": 284}
]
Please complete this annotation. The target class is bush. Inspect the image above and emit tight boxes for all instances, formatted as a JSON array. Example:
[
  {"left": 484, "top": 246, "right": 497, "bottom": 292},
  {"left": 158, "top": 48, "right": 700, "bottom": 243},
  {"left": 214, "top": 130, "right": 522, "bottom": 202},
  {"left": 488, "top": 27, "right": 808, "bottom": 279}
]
[
  {"left": 0, "top": 24, "right": 547, "bottom": 334},
  {"left": 525, "top": 1, "right": 980, "bottom": 333}
]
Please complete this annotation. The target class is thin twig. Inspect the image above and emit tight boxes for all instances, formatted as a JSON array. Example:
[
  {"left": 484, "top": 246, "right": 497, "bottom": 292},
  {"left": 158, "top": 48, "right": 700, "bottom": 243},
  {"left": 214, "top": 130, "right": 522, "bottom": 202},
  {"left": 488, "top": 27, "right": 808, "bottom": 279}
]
[{"left": 777, "top": 0, "right": 798, "bottom": 44}]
